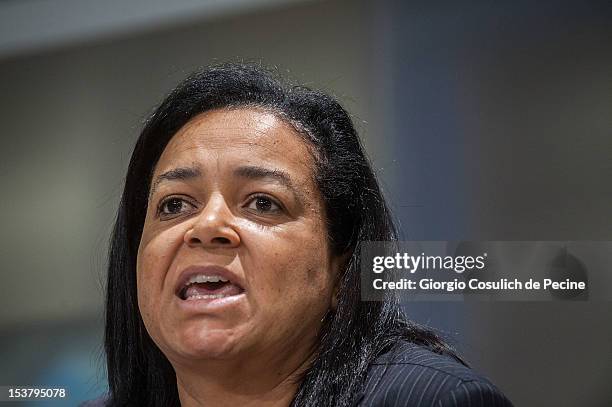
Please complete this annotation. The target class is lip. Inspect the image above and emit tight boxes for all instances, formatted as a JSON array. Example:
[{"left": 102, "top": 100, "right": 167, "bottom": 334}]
[
  {"left": 176, "top": 291, "right": 247, "bottom": 314},
  {"left": 175, "top": 264, "right": 246, "bottom": 298}
]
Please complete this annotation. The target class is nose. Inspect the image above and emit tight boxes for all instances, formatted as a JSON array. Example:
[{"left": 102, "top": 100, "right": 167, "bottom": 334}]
[{"left": 183, "top": 193, "right": 240, "bottom": 248}]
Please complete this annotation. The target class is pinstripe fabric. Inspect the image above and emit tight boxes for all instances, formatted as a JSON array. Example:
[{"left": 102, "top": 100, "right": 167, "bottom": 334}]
[{"left": 355, "top": 341, "right": 514, "bottom": 407}]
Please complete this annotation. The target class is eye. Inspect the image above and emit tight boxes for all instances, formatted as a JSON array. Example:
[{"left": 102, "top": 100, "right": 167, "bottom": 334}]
[
  {"left": 246, "top": 195, "right": 282, "bottom": 214},
  {"left": 157, "top": 196, "right": 195, "bottom": 219}
]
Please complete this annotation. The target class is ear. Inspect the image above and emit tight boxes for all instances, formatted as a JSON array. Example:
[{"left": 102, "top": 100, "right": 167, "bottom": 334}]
[{"left": 330, "top": 252, "right": 351, "bottom": 311}]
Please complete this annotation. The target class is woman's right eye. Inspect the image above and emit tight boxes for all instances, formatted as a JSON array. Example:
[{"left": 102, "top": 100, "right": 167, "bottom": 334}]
[{"left": 157, "top": 197, "right": 195, "bottom": 219}]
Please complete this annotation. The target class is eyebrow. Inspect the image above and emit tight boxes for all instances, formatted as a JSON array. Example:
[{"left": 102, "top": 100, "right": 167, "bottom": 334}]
[
  {"left": 234, "top": 165, "right": 294, "bottom": 188},
  {"left": 236, "top": 166, "right": 306, "bottom": 205},
  {"left": 148, "top": 164, "right": 304, "bottom": 202},
  {"left": 149, "top": 166, "right": 202, "bottom": 199}
]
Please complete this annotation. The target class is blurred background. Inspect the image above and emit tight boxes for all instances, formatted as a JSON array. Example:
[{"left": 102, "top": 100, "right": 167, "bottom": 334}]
[{"left": 0, "top": 0, "right": 610, "bottom": 405}]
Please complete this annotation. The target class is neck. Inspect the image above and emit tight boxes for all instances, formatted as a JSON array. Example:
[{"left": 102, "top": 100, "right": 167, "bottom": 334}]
[{"left": 173, "top": 345, "right": 314, "bottom": 407}]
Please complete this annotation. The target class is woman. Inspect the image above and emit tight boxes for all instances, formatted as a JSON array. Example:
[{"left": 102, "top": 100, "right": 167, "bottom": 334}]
[{"left": 89, "top": 63, "right": 513, "bottom": 406}]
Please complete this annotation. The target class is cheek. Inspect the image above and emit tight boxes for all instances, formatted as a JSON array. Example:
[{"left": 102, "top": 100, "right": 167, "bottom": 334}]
[
  {"left": 136, "top": 227, "right": 184, "bottom": 311},
  {"left": 245, "top": 226, "right": 334, "bottom": 313}
]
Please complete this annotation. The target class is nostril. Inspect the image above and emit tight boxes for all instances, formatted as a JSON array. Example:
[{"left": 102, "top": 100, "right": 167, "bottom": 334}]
[
  {"left": 211, "top": 237, "right": 231, "bottom": 244},
  {"left": 188, "top": 237, "right": 202, "bottom": 245}
]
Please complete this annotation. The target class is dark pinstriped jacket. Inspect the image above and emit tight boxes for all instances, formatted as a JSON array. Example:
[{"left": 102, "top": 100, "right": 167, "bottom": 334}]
[
  {"left": 81, "top": 341, "right": 513, "bottom": 407},
  {"left": 354, "top": 341, "right": 513, "bottom": 406}
]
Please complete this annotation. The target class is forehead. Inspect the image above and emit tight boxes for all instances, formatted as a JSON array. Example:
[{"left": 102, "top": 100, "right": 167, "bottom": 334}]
[{"left": 155, "top": 108, "right": 315, "bottom": 176}]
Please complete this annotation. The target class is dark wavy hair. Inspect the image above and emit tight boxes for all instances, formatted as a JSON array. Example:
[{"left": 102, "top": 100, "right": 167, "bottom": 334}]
[{"left": 105, "top": 63, "right": 460, "bottom": 406}]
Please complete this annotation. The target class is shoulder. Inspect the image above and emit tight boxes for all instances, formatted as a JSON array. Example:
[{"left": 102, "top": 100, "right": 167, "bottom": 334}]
[{"left": 356, "top": 341, "right": 514, "bottom": 407}]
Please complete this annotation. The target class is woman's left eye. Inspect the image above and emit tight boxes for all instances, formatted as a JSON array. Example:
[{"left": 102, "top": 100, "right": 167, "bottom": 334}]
[{"left": 246, "top": 195, "right": 282, "bottom": 214}]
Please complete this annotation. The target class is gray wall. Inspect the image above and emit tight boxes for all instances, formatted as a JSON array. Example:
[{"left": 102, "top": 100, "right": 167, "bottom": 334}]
[{"left": 386, "top": 1, "right": 612, "bottom": 406}]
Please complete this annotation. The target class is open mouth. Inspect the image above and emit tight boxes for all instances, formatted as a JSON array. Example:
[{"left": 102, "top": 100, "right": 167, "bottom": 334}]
[{"left": 178, "top": 274, "right": 244, "bottom": 301}]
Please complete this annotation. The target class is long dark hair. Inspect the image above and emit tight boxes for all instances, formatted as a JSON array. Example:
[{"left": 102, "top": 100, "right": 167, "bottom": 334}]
[{"left": 105, "top": 63, "right": 460, "bottom": 406}]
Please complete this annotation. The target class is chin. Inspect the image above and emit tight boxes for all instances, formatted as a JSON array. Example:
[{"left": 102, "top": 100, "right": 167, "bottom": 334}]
[{"left": 172, "top": 323, "right": 241, "bottom": 360}]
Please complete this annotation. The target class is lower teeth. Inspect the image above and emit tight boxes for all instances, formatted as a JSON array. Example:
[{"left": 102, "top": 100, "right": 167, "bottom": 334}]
[{"left": 186, "top": 294, "right": 226, "bottom": 300}]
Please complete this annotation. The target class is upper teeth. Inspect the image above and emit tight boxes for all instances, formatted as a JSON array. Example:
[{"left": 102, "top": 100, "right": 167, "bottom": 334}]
[{"left": 186, "top": 274, "right": 229, "bottom": 285}]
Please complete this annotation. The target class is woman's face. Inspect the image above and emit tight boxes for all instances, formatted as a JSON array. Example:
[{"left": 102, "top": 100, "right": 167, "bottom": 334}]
[{"left": 137, "top": 108, "right": 341, "bottom": 367}]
